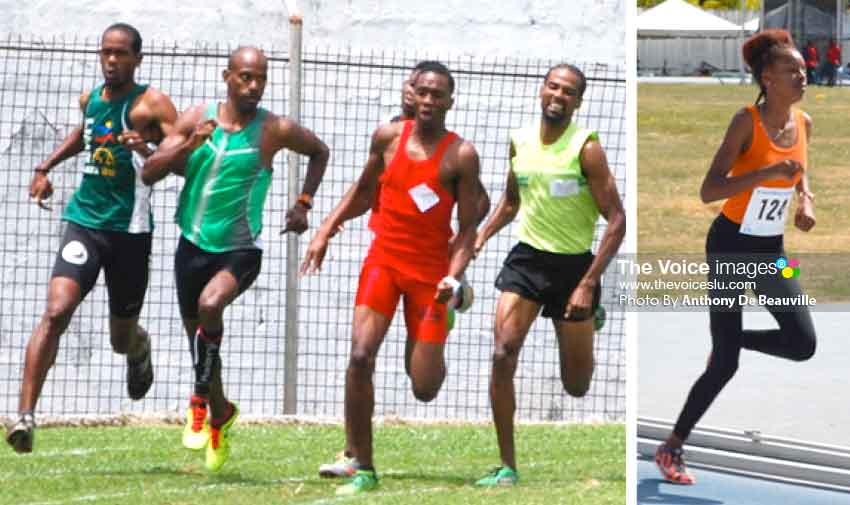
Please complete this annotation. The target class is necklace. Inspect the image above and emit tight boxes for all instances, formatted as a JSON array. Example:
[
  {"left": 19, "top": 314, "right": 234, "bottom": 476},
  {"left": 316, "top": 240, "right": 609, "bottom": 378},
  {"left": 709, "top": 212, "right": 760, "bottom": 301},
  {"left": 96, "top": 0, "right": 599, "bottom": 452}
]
[
  {"left": 770, "top": 118, "right": 792, "bottom": 140},
  {"left": 760, "top": 104, "right": 792, "bottom": 141}
]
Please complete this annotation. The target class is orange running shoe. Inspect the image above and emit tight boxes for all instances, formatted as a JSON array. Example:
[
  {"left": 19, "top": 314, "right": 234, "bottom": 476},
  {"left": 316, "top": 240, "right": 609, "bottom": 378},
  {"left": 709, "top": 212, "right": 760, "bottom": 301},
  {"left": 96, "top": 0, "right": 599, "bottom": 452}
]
[{"left": 655, "top": 443, "right": 695, "bottom": 485}]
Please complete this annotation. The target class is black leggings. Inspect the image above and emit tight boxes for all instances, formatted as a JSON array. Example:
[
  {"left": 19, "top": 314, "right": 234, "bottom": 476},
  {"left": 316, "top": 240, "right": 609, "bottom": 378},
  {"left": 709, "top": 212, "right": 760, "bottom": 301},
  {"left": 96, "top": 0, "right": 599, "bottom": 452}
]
[{"left": 672, "top": 214, "right": 816, "bottom": 441}]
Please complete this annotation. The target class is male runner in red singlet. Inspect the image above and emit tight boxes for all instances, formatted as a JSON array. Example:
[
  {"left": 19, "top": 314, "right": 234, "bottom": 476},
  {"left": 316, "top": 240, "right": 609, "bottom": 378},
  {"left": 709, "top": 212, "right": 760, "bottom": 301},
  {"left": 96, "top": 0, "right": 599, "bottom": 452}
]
[{"left": 301, "top": 61, "right": 487, "bottom": 495}]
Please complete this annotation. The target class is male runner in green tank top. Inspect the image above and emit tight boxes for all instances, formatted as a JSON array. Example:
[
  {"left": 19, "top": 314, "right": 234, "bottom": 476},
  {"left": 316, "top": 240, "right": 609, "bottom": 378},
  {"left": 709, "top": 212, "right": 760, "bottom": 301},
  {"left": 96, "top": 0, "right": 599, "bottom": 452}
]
[
  {"left": 472, "top": 64, "right": 626, "bottom": 486},
  {"left": 5, "top": 23, "right": 178, "bottom": 454},
  {"left": 143, "top": 46, "right": 330, "bottom": 472}
]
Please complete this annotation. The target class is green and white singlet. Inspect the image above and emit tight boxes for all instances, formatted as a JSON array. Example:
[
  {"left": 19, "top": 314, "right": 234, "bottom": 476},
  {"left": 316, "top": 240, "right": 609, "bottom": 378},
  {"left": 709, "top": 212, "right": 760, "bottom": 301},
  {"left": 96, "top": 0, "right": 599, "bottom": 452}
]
[
  {"left": 63, "top": 83, "right": 153, "bottom": 233},
  {"left": 176, "top": 103, "right": 272, "bottom": 253},
  {"left": 510, "top": 121, "right": 600, "bottom": 254}
]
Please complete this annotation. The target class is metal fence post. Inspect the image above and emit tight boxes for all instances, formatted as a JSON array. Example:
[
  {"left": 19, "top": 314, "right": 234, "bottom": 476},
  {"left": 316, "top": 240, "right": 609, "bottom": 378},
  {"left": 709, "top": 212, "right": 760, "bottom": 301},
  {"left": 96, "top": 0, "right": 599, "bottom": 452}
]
[{"left": 284, "top": 2, "right": 303, "bottom": 415}]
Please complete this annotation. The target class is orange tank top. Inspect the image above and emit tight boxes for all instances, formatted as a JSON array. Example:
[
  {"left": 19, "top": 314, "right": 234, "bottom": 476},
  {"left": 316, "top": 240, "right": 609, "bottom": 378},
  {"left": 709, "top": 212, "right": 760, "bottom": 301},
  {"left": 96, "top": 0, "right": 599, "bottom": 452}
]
[
  {"left": 366, "top": 120, "right": 458, "bottom": 284},
  {"left": 721, "top": 105, "right": 806, "bottom": 224}
]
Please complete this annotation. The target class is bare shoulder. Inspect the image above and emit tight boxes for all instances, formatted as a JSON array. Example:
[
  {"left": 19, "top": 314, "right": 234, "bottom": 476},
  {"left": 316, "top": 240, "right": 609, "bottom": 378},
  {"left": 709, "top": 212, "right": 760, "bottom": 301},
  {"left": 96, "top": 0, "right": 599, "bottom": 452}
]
[
  {"left": 371, "top": 121, "right": 402, "bottom": 150},
  {"left": 172, "top": 103, "right": 208, "bottom": 133},
  {"left": 139, "top": 86, "right": 173, "bottom": 108},
  {"left": 729, "top": 106, "right": 754, "bottom": 132},
  {"left": 78, "top": 91, "right": 91, "bottom": 112},
  {"left": 450, "top": 138, "right": 480, "bottom": 170},
  {"left": 801, "top": 110, "right": 813, "bottom": 130},
  {"left": 181, "top": 103, "right": 208, "bottom": 122}
]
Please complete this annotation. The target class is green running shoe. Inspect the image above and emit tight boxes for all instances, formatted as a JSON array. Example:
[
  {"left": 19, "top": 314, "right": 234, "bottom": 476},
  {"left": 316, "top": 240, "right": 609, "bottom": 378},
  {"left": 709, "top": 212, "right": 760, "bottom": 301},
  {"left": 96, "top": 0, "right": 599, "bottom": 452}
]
[
  {"left": 205, "top": 402, "right": 239, "bottom": 472},
  {"left": 336, "top": 469, "right": 379, "bottom": 495},
  {"left": 475, "top": 466, "right": 519, "bottom": 486}
]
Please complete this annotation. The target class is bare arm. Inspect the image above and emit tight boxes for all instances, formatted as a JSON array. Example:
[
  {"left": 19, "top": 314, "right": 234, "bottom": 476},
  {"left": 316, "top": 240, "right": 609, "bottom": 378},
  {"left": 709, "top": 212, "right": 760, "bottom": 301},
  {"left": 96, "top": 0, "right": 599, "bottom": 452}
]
[
  {"left": 141, "top": 105, "right": 210, "bottom": 185},
  {"left": 28, "top": 92, "right": 90, "bottom": 210},
  {"left": 564, "top": 139, "right": 625, "bottom": 320},
  {"left": 700, "top": 108, "right": 802, "bottom": 203},
  {"left": 578, "top": 140, "right": 625, "bottom": 288},
  {"left": 118, "top": 88, "right": 179, "bottom": 158},
  {"left": 274, "top": 117, "right": 331, "bottom": 234},
  {"left": 276, "top": 118, "right": 330, "bottom": 200},
  {"left": 474, "top": 142, "right": 519, "bottom": 254},
  {"left": 36, "top": 92, "right": 90, "bottom": 173},
  {"left": 447, "top": 141, "right": 485, "bottom": 280},
  {"left": 300, "top": 124, "right": 393, "bottom": 273},
  {"left": 794, "top": 113, "right": 815, "bottom": 232}
]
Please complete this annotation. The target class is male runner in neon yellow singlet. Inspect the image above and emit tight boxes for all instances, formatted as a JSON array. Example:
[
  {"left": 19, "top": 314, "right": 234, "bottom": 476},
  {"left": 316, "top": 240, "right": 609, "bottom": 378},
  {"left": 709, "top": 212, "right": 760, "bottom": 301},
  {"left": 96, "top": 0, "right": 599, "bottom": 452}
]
[
  {"left": 143, "top": 46, "right": 330, "bottom": 472},
  {"left": 5, "top": 23, "right": 178, "bottom": 454},
  {"left": 472, "top": 64, "right": 626, "bottom": 486}
]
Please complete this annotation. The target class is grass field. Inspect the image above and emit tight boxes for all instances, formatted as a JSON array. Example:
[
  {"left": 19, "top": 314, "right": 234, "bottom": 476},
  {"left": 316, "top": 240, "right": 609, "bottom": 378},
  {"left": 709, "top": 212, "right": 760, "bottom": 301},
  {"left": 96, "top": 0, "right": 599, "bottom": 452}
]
[
  {"left": 0, "top": 422, "right": 624, "bottom": 505},
  {"left": 638, "top": 84, "right": 850, "bottom": 301}
]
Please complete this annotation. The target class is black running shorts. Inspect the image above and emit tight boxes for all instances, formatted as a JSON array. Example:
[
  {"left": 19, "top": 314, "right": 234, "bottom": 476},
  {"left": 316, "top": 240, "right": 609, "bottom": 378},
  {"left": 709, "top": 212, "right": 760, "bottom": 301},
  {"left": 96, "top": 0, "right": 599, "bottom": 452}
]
[
  {"left": 174, "top": 236, "right": 262, "bottom": 320},
  {"left": 495, "top": 242, "right": 600, "bottom": 321},
  {"left": 51, "top": 221, "right": 152, "bottom": 318}
]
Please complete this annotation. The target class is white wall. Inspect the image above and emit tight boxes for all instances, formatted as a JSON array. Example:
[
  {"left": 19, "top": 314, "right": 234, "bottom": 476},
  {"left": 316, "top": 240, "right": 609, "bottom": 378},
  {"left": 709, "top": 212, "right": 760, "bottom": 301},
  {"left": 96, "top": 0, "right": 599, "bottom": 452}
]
[{"left": 0, "top": 0, "right": 624, "bottom": 63}]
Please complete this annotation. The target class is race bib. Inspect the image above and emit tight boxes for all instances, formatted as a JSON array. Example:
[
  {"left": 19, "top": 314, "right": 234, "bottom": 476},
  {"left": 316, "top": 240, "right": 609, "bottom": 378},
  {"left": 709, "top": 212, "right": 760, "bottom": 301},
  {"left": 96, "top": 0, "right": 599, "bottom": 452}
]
[
  {"left": 408, "top": 183, "right": 440, "bottom": 213},
  {"left": 740, "top": 187, "right": 793, "bottom": 237},
  {"left": 550, "top": 178, "right": 579, "bottom": 198}
]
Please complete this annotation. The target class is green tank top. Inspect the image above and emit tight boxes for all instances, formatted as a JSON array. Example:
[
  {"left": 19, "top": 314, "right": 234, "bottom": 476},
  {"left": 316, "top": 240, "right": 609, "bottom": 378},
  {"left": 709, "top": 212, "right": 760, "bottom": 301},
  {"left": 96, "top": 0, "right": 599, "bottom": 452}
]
[
  {"left": 176, "top": 103, "right": 272, "bottom": 253},
  {"left": 511, "top": 121, "right": 600, "bottom": 254},
  {"left": 63, "top": 84, "right": 152, "bottom": 233}
]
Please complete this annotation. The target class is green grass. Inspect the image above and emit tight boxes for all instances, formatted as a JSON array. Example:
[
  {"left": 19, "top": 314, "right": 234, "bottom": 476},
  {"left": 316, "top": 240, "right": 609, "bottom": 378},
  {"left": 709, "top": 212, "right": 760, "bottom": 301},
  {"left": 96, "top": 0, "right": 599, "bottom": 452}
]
[
  {"left": 0, "top": 423, "right": 624, "bottom": 505},
  {"left": 638, "top": 84, "right": 850, "bottom": 301}
]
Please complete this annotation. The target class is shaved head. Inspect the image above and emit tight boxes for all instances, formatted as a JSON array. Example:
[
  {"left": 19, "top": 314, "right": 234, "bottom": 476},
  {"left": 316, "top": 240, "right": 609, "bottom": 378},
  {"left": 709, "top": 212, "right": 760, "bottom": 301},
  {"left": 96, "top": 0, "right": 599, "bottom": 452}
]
[{"left": 228, "top": 46, "right": 267, "bottom": 71}]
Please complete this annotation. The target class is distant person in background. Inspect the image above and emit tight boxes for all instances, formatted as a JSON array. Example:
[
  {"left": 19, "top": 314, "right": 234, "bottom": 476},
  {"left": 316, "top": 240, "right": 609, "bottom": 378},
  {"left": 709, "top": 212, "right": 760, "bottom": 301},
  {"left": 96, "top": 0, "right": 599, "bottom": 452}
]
[
  {"left": 804, "top": 40, "right": 818, "bottom": 85},
  {"left": 826, "top": 39, "right": 841, "bottom": 86}
]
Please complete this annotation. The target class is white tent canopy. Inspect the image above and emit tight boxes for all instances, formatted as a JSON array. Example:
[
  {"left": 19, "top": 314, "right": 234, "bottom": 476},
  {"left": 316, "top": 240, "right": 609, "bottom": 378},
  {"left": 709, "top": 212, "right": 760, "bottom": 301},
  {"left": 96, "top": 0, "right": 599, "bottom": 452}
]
[{"left": 638, "top": 0, "right": 748, "bottom": 38}]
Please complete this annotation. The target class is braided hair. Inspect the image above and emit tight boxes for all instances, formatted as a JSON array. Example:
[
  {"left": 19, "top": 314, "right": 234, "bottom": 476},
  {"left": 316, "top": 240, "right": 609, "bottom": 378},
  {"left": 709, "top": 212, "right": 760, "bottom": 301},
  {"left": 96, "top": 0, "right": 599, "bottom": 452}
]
[{"left": 742, "top": 29, "right": 796, "bottom": 105}]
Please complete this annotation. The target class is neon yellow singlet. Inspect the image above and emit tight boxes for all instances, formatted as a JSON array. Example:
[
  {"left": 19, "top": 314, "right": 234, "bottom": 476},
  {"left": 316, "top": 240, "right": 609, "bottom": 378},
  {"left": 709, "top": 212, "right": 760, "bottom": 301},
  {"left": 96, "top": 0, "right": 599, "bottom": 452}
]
[{"left": 511, "top": 121, "right": 600, "bottom": 254}]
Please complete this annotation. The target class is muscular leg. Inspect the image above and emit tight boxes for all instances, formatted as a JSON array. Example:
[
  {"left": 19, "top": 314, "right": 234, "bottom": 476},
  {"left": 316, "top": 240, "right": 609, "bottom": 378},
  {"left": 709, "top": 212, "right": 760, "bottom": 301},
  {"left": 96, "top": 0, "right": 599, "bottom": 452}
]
[
  {"left": 346, "top": 305, "right": 392, "bottom": 469},
  {"left": 194, "top": 270, "right": 241, "bottom": 421},
  {"left": 109, "top": 316, "right": 146, "bottom": 358},
  {"left": 490, "top": 292, "right": 540, "bottom": 471},
  {"left": 407, "top": 339, "right": 446, "bottom": 402},
  {"left": 553, "top": 318, "right": 594, "bottom": 397},
  {"left": 18, "top": 277, "right": 82, "bottom": 414}
]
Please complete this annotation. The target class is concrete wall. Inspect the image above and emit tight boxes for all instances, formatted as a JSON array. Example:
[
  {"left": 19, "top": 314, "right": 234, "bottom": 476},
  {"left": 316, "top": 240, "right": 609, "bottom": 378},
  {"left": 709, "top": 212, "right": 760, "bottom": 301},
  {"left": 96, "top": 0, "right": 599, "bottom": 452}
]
[{"left": 0, "top": 0, "right": 625, "bottom": 63}]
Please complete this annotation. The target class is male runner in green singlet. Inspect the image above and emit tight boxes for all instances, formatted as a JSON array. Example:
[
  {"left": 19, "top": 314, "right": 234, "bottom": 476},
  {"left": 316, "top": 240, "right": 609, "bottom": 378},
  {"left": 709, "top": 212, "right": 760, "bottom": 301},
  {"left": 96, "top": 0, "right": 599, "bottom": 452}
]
[
  {"left": 473, "top": 64, "right": 626, "bottom": 486},
  {"left": 5, "top": 23, "right": 178, "bottom": 454},
  {"left": 143, "top": 46, "right": 330, "bottom": 472}
]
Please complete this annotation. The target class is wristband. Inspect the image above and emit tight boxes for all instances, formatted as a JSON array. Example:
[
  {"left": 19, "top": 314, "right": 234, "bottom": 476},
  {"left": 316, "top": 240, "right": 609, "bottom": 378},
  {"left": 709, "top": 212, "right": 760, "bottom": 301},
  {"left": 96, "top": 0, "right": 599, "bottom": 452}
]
[
  {"left": 296, "top": 193, "right": 313, "bottom": 210},
  {"left": 34, "top": 167, "right": 49, "bottom": 175},
  {"left": 442, "top": 275, "right": 462, "bottom": 297}
]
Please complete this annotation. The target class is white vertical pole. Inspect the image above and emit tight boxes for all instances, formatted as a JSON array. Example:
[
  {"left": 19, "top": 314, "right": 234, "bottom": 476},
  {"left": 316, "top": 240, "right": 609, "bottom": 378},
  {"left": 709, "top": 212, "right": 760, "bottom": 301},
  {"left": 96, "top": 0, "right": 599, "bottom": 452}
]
[
  {"left": 284, "top": 0, "right": 302, "bottom": 416},
  {"left": 739, "top": 1, "right": 747, "bottom": 84}
]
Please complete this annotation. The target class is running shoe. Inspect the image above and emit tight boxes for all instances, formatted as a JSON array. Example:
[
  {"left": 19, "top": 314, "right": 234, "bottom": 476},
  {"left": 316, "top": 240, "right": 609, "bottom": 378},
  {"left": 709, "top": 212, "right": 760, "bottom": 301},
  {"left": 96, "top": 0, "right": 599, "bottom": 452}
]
[
  {"left": 474, "top": 466, "right": 519, "bottom": 486},
  {"left": 5, "top": 413, "right": 35, "bottom": 453},
  {"left": 319, "top": 451, "right": 357, "bottom": 478},
  {"left": 205, "top": 402, "right": 239, "bottom": 472},
  {"left": 182, "top": 395, "right": 210, "bottom": 450},
  {"left": 655, "top": 443, "right": 695, "bottom": 485},
  {"left": 336, "top": 469, "right": 379, "bottom": 495},
  {"left": 126, "top": 331, "right": 153, "bottom": 400}
]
